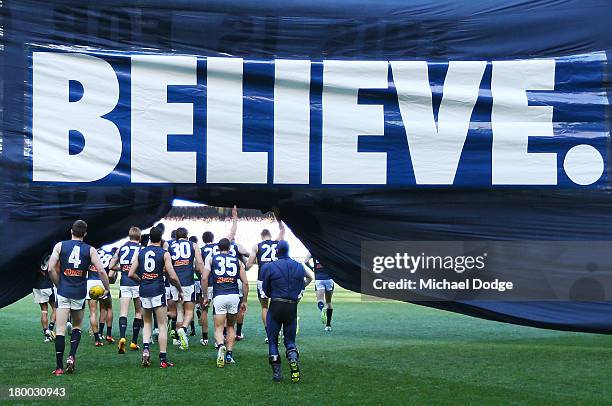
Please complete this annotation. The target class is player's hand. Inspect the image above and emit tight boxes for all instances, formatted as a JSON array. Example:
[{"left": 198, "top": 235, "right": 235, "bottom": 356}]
[
  {"left": 178, "top": 292, "right": 184, "bottom": 302},
  {"left": 240, "top": 301, "right": 247, "bottom": 314},
  {"left": 202, "top": 298, "right": 209, "bottom": 308},
  {"left": 232, "top": 205, "right": 238, "bottom": 220},
  {"left": 102, "top": 289, "right": 110, "bottom": 299}
]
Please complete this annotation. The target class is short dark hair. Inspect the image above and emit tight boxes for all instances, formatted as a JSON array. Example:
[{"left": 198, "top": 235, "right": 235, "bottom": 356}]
[
  {"left": 140, "top": 233, "right": 150, "bottom": 246},
  {"left": 218, "top": 238, "right": 231, "bottom": 252},
  {"left": 176, "top": 227, "right": 188, "bottom": 239},
  {"left": 71, "top": 220, "right": 87, "bottom": 238},
  {"left": 170, "top": 229, "right": 176, "bottom": 239},
  {"left": 261, "top": 229, "right": 272, "bottom": 239},
  {"left": 149, "top": 227, "right": 162, "bottom": 243},
  {"left": 156, "top": 223, "right": 165, "bottom": 233},
  {"left": 202, "top": 231, "right": 214, "bottom": 243},
  {"left": 189, "top": 236, "right": 198, "bottom": 244}
]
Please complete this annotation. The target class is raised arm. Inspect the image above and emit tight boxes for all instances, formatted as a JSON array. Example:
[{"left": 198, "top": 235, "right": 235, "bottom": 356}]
[
  {"left": 226, "top": 205, "right": 238, "bottom": 241},
  {"left": 90, "top": 247, "right": 111, "bottom": 297},
  {"left": 47, "top": 242, "right": 62, "bottom": 286},
  {"left": 276, "top": 219, "right": 285, "bottom": 241},
  {"left": 246, "top": 244, "right": 258, "bottom": 270}
]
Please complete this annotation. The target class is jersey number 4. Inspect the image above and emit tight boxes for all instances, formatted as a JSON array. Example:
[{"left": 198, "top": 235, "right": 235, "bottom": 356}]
[{"left": 68, "top": 246, "right": 81, "bottom": 268}]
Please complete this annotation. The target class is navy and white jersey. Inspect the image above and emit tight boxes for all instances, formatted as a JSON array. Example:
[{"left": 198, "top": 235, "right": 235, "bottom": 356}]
[
  {"left": 117, "top": 241, "right": 140, "bottom": 286},
  {"left": 57, "top": 240, "right": 92, "bottom": 299},
  {"left": 163, "top": 239, "right": 175, "bottom": 287},
  {"left": 88, "top": 248, "right": 112, "bottom": 280},
  {"left": 137, "top": 246, "right": 166, "bottom": 298},
  {"left": 211, "top": 253, "right": 240, "bottom": 297},
  {"left": 256, "top": 240, "right": 279, "bottom": 279},
  {"left": 313, "top": 258, "right": 332, "bottom": 281},
  {"left": 168, "top": 239, "right": 195, "bottom": 286},
  {"left": 201, "top": 243, "right": 217, "bottom": 286},
  {"left": 34, "top": 254, "right": 53, "bottom": 290}
]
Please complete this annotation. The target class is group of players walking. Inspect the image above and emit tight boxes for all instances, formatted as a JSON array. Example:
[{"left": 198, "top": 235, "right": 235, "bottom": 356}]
[{"left": 32, "top": 208, "right": 336, "bottom": 382}]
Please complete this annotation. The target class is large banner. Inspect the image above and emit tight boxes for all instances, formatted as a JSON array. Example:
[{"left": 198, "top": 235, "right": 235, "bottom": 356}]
[{"left": 2, "top": 0, "right": 611, "bottom": 332}]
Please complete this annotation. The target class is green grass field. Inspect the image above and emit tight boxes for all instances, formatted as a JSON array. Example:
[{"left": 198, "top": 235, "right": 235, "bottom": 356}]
[{"left": 2, "top": 285, "right": 612, "bottom": 405}]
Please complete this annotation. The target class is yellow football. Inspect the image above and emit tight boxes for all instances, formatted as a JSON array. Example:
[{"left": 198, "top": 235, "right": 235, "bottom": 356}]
[{"left": 89, "top": 285, "right": 105, "bottom": 300}]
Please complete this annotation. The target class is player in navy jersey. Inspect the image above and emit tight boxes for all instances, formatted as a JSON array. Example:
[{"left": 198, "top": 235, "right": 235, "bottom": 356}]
[
  {"left": 87, "top": 247, "right": 115, "bottom": 346},
  {"left": 109, "top": 227, "right": 143, "bottom": 354},
  {"left": 33, "top": 253, "right": 56, "bottom": 343},
  {"left": 128, "top": 226, "right": 183, "bottom": 368},
  {"left": 98, "top": 247, "right": 117, "bottom": 343},
  {"left": 198, "top": 206, "right": 239, "bottom": 346},
  {"left": 47, "top": 220, "right": 111, "bottom": 376},
  {"left": 304, "top": 253, "right": 335, "bottom": 331},
  {"left": 246, "top": 214, "right": 285, "bottom": 341},
  {"left": 167, "top": 227, "right": 205, "bottom": 350},
  {"left": 202, "top": 238, "right": 249, "bottom": 367},
  {"left": 165, "top": 229, "right": 179, "bottom": 346},
  {"left": 189, "top": 235, "right": 200, "bottom": 337}
]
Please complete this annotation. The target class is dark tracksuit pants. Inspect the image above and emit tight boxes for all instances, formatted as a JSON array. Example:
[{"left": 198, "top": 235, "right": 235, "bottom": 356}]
[{"left": 266, "top": 299, "right": 298, "bottom": 358}]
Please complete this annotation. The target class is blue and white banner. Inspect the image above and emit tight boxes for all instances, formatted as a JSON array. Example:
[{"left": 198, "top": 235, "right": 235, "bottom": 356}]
[
  {"left": 29, "top": 50, "right": 608, "bottom": 187},
  {"left": 2, "top": 0, "right": 612, "bottom": 334}
]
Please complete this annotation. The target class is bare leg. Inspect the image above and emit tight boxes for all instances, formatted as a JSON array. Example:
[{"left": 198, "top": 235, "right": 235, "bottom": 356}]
[
  {"left": 226, "top": 313, "right": 237, "bottom": 351},
  {"left": 154, "top": 306, "right": 168, "bottom": 354}
]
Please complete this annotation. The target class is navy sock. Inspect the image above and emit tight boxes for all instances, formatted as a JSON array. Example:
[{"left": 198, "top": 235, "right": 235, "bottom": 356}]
[
  {"left": 170, "top": 318, "right": 177, "bottom": 331},
  {"left": 55, "top": 335, "right": 65, "bottom": 369},
  {"left": 317, "top": 301, "right": 324, "bottom": 312},
  {"left": 190, "top": 319, "right": 195, "bottom": 332},
  {"left": 99, "top": 322, "right": 105, "bottom": 335},
  {"left": 159, "top": 352, "right": 167, "bottom": 361},
  {"left": 236, "top": 323, "right": 243, "bottom": 336},
  {"left": 49, "top": 321, "right": 55, "bottom": 331},
  {"left": 94, "top": 332, "right": 100, "bottom": 342},
  {"left": 43, "top": 328, "right": 48, "bottom": 337},
  {"left": 153, "top": 317, "right": 158, "bottom": 329},
  {"left": 326, "top": 308, "right": 333, "bottom": 327},
  {"left": 227, "top": 350, "right": 233, "bottom": 357},
  {"left": 119, "top": 316, "right": 128, "bottom": 339},
  {"left": 132, "top": 318, "right": 142, "bottom": 344},
  {"left": 107, "top": 326, "right": 112, "bottom": 336},
  {"left": 202, "top": 331, "right": 208, "bottom": 340},
  {"left": 69, "top": 329, "right": 81, "bottom": 357},
  {"left": 143, "top": 342, "right": 150, "bottom": 351}
]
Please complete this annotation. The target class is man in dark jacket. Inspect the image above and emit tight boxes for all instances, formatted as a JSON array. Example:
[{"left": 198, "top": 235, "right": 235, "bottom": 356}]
[{"left": 261, "top": 240, "right": 313, "bottom": 383}]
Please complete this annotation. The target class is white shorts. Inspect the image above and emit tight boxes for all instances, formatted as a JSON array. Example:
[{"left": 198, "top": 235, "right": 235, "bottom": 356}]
[
  {"left": 171, "top": 284, "right": 196, "bottom": 302},
  {"left": 194, "top": 280, "right": 202, "bottom": 294},
  {"left": 257, "top": 280, "right": 268, "bottom": 299},
  {"left": 206, "top": 287, "right": 213, "bottom": 301},
  {"left": 33, "top": 288, "right": 54, "bottom": 304},
  {"left": 165, "top": 286, "right": 172, "bottom": 300},
  {"left": 56, "top": 294, "right": 86, "bottom": 310},
  {"left": 238, "top": 280, "right": 243, "bottom": 298},
  {"left": 120, "top": 286, "right": 140, "bottom": 299},
  {"left": 140, "top": 294, "right": 166, "bottom": 309},
  {"left": 86, "top": 280, "right": 104, "bottom": 299},
  {"left": 315, "top": 279, "right": 335, "bottom": 292},
  {"left": 213, "top": 294, "right": 240, "bottom": 315}
]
